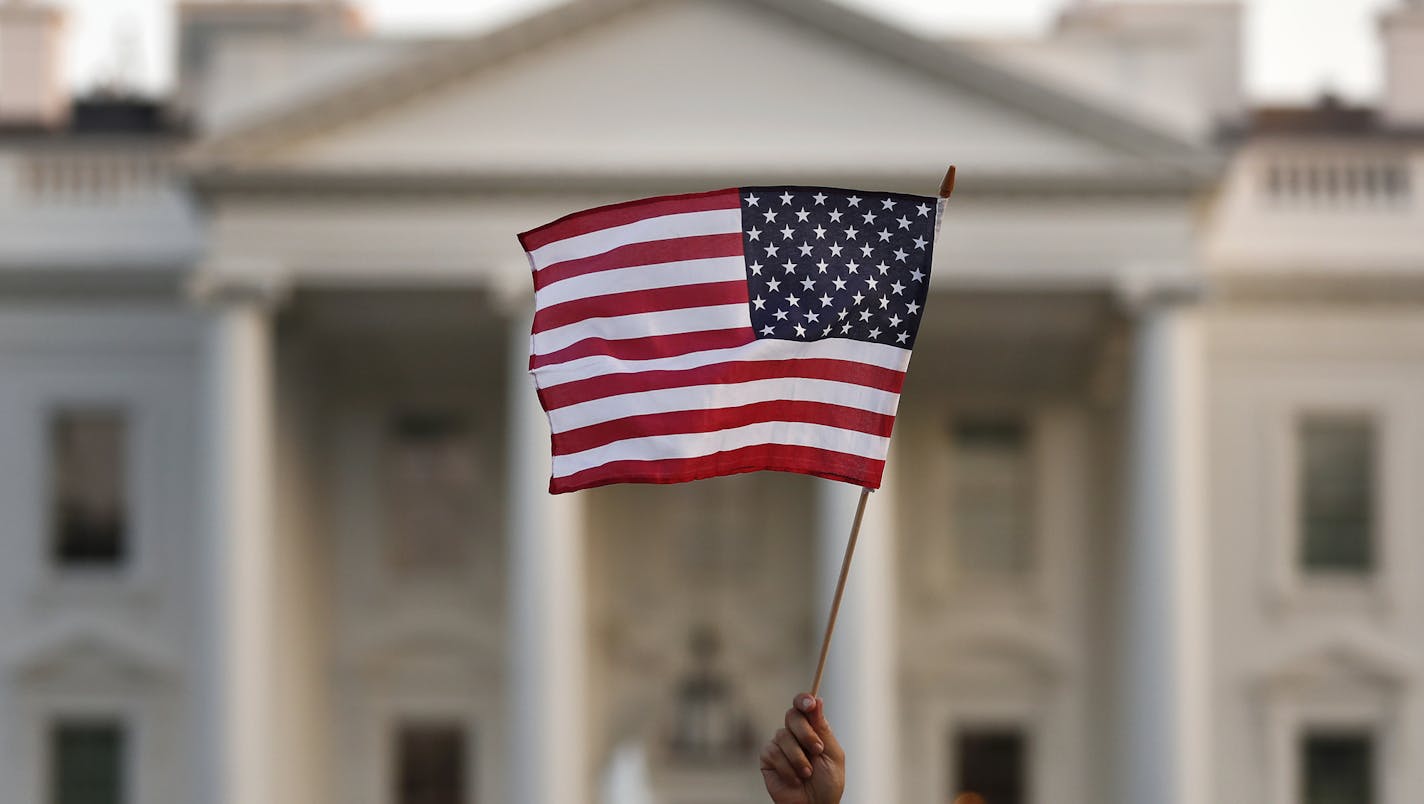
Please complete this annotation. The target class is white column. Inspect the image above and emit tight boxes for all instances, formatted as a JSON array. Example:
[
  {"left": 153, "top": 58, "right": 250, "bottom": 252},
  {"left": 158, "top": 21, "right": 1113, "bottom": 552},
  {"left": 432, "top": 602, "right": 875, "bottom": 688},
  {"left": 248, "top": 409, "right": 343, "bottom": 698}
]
[
  {"left": 198, "top": 287, "right": 280, "bottom": 804},
  {"left": 816, "top": 474, "right": 899, "bottom": 804},
  {"left": 507, "top": 308, "right": 589, "bottom": 804},
  {"left": 1117, "top": 298, "right": 1208, "bottom": 804}
]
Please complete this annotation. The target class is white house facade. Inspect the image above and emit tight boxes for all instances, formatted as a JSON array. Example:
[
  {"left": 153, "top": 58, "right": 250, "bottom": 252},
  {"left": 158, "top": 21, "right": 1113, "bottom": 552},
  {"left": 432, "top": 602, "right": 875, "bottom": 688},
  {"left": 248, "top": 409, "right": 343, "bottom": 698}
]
[{"left": 0, "top": 1, "right": 1421, "bottom": 804}]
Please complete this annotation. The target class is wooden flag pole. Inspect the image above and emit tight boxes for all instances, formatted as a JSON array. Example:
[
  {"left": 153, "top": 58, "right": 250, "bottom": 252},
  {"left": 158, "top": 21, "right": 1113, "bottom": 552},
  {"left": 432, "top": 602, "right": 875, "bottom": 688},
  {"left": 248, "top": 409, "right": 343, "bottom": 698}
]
[
  {"left": 807, "top": 166, "right": 956, "bottom": 698},
  {"left": 810, "top": 485, "right": 872, "bottom": 697}
]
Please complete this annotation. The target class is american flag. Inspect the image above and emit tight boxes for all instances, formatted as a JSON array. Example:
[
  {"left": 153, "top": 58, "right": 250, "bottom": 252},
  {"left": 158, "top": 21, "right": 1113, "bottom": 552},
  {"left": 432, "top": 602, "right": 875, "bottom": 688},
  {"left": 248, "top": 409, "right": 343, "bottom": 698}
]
[{"left": 518, "top": 186, "right": 940, "bottom": 494}]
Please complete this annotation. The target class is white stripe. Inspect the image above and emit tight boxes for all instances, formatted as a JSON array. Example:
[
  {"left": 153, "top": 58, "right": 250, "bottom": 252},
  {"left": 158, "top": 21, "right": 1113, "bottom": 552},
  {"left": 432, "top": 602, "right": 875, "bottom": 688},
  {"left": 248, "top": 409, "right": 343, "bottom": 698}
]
[
  {"left": 547, "top": 377, "right": 900, "bottom": 433},
  {"left": 532, "top": 303, "right": 750, "bottom": 357},
  {"left": 533, "top": 337, "right": 911, "bottom": 388},
  {"left": 528, "top": 209, "right": 742, "bottom": 271},
  {"left": 536, "top": 256, "right": 747, "bottom": 309},
  {"left": 551, "top": 421, "right": 890, "bottom": 478}
]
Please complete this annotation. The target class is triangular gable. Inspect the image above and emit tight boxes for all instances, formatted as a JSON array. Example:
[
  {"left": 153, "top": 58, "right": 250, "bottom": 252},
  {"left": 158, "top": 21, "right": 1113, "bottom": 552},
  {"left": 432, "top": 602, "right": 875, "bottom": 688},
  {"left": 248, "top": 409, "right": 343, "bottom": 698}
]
[{"left": 192, "top": 0, "right": 1214, "bottom": 178}]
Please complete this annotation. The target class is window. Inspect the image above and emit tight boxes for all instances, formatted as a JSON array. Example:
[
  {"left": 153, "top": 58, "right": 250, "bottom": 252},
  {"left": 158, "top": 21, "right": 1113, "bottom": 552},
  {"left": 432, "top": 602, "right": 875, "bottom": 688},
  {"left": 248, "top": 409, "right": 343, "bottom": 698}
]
[
  {"left": 384, "top": 413, "right": 479, "bottom": 574},
  {"left": 952, "top": 727, "right": 1028, "bottom": 804},
  {"left": 50, "top": 409, "right": 128, "bottom": 568},
  {"left": 394, "top": 721, "right": 469, "bottom": 804},
  {"left": 1302, "top": 731, "right": 1374, "bottom": 804},
  {"left": 950, "top": 418, "right": 1033, "bottom": 574},
  {"left": 1298, "top": 416, "right": 1374, "bottom": 573},
  {"left": 50, "top": 719, "right": 126, "bottom": 804}
]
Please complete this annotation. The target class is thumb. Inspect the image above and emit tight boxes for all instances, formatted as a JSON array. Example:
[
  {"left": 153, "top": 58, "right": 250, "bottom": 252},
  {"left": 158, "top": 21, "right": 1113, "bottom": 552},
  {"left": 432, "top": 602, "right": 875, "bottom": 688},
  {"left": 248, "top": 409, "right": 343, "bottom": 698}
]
[{"left": 795, "top": 694, "right": 839, "bottom": 751}]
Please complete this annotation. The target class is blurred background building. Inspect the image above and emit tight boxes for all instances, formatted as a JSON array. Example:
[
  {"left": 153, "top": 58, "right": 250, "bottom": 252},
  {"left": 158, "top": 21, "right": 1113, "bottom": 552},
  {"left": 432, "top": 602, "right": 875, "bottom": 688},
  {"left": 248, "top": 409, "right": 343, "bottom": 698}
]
[{"left": 0, "top": 1, "right": 1421, "bottom": 803}]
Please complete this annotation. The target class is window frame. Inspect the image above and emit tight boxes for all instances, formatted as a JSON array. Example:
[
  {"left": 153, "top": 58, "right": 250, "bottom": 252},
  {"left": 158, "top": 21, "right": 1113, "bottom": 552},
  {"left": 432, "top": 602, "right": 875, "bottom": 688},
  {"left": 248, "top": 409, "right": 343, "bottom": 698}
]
[
  {"left": 47, "top": 406, "right": 133, "bottom": 573},
  {"left": 1295, "top": 413, "right": 1377, "bottom": 576},
  {"left": 48, "top": 716, "right": 129, "bottom": 804},
  {"left": 946, "top": 414, "right": 1037, "bottom": 579}
]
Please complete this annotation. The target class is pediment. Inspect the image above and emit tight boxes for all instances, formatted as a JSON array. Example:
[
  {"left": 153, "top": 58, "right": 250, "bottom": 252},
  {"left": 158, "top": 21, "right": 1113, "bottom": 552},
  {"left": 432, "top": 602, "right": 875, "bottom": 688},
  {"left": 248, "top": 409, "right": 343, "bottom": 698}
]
[
  {"left": 1252, "top": 628, "right": 1418, "bottom": 690},
  {"left": 4, "top": 622, "right": 174, "bottom": 686},
  {"left": 194, "top": 0, "right": 1212, "bottom": 183}
]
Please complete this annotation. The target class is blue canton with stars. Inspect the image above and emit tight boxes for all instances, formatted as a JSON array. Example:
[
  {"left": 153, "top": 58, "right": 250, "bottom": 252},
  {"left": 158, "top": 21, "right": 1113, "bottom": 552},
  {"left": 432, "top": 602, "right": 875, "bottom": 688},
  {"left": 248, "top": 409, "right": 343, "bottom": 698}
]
[{"left": 739, "top": 186, "right": 936, "bottom": 350}]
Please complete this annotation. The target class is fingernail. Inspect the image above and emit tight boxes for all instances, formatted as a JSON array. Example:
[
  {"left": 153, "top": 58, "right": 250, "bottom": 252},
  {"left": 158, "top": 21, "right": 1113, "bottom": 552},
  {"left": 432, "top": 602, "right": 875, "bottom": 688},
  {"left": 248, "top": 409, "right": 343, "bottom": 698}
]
[
  {"left": 798, "top": 696, "right": 815, "bottom": 712},
  {"left": 801, "top": 765, "right": 813, "bottom": 778},
  {"left": 813, "top": 742, "right": 824, "bottom": 754}
]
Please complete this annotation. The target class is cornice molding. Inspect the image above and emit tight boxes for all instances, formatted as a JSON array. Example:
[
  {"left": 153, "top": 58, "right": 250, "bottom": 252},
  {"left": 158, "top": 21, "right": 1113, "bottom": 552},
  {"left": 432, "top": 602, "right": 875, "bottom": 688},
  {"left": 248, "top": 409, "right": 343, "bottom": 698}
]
[
  {"left": 1209, "top": 271, "right": 1424, "bottom": 306},
  {"left": 188, "top": 166, "right": 1213, "bottom": 201}
]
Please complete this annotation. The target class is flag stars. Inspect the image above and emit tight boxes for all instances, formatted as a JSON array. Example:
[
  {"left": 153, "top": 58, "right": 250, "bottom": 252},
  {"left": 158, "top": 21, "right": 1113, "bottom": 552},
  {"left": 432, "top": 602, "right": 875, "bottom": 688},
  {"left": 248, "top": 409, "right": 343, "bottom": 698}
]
[{"left": 744, "top": 186, "right": 933, "bottom": 350}]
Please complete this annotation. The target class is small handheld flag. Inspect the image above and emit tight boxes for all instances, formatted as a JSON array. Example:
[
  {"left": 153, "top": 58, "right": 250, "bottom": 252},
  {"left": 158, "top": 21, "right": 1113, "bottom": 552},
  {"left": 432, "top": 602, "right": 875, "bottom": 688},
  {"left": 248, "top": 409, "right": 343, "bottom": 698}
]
[{"left": 518, "top": 184, "right": 942, "bottom": 494}]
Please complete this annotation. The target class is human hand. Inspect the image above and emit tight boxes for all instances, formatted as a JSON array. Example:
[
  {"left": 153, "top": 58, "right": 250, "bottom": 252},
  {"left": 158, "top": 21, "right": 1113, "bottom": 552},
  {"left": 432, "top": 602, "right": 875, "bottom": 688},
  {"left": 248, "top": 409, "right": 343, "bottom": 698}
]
[{"left": 759, "top": 693, "right": 845, "bottom": 804}]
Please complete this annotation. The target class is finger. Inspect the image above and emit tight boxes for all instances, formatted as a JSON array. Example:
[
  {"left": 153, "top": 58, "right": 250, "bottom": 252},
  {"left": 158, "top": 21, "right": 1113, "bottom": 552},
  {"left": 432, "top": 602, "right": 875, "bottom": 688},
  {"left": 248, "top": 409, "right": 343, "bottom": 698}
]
[
  {"left": 785, "top": 708, "right": 824, "bottom": 756},
  {"left": 795, "top": 694, "right": 843, "bottom": 761},
  {"left": 760, "top": 741, "right": 799, "bottom": 786},
  {"left": 774, "top": 728, "right": 813, "bottom": 779}
]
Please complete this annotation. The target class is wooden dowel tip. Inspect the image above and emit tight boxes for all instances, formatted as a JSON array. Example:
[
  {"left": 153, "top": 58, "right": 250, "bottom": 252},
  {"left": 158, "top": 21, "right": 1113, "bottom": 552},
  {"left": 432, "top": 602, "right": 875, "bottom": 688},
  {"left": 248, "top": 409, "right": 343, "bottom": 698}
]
[{"left": 939, "top": 165, "right": 957, "bottom": 199}]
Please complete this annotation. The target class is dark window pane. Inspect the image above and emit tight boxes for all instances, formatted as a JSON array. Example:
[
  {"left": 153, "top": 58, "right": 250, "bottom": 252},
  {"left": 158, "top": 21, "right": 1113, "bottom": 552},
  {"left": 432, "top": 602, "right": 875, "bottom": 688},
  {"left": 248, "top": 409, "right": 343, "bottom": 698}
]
[
  {"left": 395, "top": 722, "right": 469, "bottom": 804},
  {"left": 385, "top": 413, "right": 479, "bottom": 575},
  {"left": 51, "top": 410, "right": 128, "bottom": 568},
  {"left": 51, "top": 720, "right": 125, "bottom": 804},
  {"left": 953, "top": 727, "right": 1027, "bottom": 804},
  {"left": 1299, "top": 417, "right": 1374, "bottom": 573},
  {"left": 1303, "top": 731, "right": 1373, "bottom": 804},
  {"left": 951, "top": 418, "right": 1033, "bottom": 574}
]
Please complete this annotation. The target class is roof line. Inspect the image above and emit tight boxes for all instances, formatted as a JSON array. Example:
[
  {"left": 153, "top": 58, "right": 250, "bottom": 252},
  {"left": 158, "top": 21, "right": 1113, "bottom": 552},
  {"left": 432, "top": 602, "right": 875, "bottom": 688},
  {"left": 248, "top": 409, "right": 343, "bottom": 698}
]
[{"left": 190, "top": 0, "right": 1215, "bottom": 168}]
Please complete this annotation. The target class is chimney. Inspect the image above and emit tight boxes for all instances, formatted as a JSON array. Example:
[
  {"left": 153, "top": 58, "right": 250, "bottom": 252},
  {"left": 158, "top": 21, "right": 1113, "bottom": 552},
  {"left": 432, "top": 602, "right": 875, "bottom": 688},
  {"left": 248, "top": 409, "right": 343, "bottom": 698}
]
[
  {"left": 1381, "top": 0, "right": 1424, "bottom": 127},
  {"left": 0, "top": 0, "right": 68, "bottom": 128}
]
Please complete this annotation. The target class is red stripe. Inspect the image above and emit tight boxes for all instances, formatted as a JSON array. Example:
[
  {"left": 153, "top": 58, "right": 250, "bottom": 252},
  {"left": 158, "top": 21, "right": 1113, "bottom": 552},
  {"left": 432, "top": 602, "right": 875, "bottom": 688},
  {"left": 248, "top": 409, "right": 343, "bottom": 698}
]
[
  {"left": 549, "top": 444, "right": 884, "bottom": 493},
  {"left": 551, "top": 401, "right": 896, "bottom": 456},
  {"left": 533, "top": 281, "right": 749, "bottom": 335},
  {"left": 518, "top": 188, "right": 741, "bottom": 252},
  {"left": 530, "top": 328, "right": 754, "bottom": 371},
  {"left": 540, "top": 358, "right": 906, "bottom": 410},
  {"left": 533, "top": 233, "right": 744, "bottom": 291}
]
